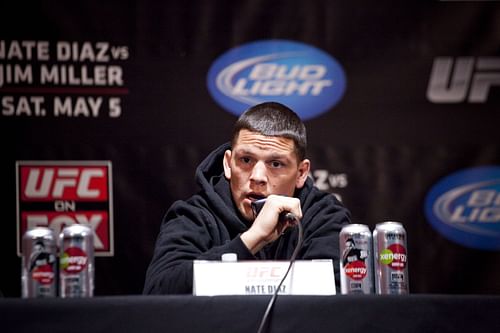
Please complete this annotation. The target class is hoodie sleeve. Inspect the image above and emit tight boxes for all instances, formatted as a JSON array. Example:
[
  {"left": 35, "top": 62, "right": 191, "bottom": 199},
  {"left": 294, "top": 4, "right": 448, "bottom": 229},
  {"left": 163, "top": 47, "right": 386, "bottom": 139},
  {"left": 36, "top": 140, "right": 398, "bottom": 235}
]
[{"left": 142, "top": 200, "right": 255, "bottom": 294}]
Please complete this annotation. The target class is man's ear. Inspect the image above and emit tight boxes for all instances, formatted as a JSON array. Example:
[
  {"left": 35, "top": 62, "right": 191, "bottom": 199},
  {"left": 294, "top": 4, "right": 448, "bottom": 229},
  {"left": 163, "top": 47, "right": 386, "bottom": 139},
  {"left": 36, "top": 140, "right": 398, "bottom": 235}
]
[
  {"left": 223, "top": 150, "right": 232, "bottom": 179},
  {"left": 296, "top": 159, "right": 311, "bottom": 189}
]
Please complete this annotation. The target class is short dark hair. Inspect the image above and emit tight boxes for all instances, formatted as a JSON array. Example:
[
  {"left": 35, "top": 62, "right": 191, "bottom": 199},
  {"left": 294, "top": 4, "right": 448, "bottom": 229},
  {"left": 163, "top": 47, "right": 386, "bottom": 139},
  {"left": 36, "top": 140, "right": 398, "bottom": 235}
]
[{"left": 231, "top": 102, "right": 307, "bottom": 161}]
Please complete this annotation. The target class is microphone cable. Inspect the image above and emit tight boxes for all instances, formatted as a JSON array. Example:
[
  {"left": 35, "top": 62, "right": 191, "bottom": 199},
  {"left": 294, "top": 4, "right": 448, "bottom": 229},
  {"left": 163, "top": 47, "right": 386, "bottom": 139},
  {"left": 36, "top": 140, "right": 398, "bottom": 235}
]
[{"left": 256, "top": 214, "right": 303, "bottom": 333}]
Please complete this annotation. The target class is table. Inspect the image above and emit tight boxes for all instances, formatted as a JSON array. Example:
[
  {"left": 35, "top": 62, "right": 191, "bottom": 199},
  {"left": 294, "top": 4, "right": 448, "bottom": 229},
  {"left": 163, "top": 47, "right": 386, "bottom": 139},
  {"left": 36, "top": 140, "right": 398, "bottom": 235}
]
[{"left": 1, "top": 294, "right": 500, "bottom": 332}]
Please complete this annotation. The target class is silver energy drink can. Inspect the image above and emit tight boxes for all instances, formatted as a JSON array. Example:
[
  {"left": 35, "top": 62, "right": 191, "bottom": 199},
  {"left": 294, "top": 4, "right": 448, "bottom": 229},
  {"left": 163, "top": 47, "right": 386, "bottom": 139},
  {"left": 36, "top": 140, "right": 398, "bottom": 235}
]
[
  {"left": 59, "top": 224, "right": 94, "bottom": 297},
  {"left": 21, "top": 227, "right": 58, "bottom": 298},
  {"left": 339, "top": 224, "right": 374, "bottom": 294},
  {"left": 373, "top": 221, "right": 409, "bottom": 294}
]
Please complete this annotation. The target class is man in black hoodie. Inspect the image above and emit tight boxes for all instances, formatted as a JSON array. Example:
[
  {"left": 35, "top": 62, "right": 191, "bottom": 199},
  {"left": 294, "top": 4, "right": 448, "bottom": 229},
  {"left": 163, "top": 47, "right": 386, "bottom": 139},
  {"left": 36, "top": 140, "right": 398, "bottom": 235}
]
[{"left": 143, "top": 101, "right": 351, "bottom": 294}]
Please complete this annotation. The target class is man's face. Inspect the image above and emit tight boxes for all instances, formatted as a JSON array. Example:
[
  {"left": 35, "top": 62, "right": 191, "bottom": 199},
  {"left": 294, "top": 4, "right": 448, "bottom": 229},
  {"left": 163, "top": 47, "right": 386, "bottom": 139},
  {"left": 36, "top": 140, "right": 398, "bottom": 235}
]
[{"left": 223, "top": 129, "right": 310, "bottom": 221}]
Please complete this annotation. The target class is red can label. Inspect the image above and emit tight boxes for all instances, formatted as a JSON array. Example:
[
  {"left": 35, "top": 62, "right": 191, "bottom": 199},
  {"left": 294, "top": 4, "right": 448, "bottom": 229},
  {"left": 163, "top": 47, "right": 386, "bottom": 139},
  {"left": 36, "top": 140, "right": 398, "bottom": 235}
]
[
  {"left": 344, "top": 260, "right": 368, "bottom": 280},
  {"left": 379, "top": 244, "right": 407, "bottom": 270},
  {"left": 32, "top": 264, "right": 55, "bottom": 285},
  {"left": 60, "top": 247, "right": 89, "bottom": 274}
]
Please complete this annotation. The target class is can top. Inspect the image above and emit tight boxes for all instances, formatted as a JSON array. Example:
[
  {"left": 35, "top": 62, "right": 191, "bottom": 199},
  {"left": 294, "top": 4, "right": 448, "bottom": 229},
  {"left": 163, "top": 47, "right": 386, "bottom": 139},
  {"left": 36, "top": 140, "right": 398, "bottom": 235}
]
[
  {"left": 341, "top": 223, "right": 370, "bottom": 232},
  {"left": 23, "top": 227, "right": 55, "bottom": 239},
  {"left": 60, "top": 224, "right": 93, "bottom": 238},
  {"left": 375, "top": 221, "right": 405, "bottom": 230}
]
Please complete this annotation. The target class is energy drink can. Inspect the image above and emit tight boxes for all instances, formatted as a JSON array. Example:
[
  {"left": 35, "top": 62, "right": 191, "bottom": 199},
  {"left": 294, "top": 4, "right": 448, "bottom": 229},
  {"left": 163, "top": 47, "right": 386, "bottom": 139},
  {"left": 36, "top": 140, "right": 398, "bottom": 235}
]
[
  {"left": 373, "top": 221, "right": 409, "bottom": 294},
  {"left": 21, "top": 227, "right": 58, "bottom": 298},
  {"left": 59, "top": 224, "right": 94, "bottom": 297},
  {"left": 339, "top": 224, "right": 374, "bottom": 294}
]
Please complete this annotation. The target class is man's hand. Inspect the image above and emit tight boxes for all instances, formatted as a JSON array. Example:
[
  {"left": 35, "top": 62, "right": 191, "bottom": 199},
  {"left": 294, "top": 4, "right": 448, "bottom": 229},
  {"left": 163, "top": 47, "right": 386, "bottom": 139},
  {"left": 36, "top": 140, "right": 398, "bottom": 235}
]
[{"left": 240, "top": 195, "right": 302, "bottom": 255}]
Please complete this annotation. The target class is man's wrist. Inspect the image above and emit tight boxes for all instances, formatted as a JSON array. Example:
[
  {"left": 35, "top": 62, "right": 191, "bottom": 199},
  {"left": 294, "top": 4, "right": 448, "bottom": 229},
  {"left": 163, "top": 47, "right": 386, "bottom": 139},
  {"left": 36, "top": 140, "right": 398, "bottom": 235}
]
[{"left": 240, "top": 230, "right": 267, "bottom": 255}]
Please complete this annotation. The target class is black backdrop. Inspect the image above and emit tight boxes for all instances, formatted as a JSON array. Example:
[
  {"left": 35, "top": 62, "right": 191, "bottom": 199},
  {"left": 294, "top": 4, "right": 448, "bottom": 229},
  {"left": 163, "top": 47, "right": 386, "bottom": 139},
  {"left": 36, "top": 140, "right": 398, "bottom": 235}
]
[{"left": 1, "top": 0, "right": 500, "bottom": 297}]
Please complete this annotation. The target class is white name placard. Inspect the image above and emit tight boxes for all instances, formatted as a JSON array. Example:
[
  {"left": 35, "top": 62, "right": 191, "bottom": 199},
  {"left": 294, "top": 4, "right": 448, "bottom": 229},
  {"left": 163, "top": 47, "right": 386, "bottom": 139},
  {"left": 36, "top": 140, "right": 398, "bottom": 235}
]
[{"left": 193, "top": 259, "right": 336, "bottom": 296}]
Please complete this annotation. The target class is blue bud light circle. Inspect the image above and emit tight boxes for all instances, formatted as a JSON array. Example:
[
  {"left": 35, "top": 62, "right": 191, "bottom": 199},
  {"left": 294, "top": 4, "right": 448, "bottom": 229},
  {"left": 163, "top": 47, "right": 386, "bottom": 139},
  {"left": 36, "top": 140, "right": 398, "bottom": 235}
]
[
  {"left": 424, "top": 166, "right": 500, "bottom": 251},
  {"left": 207, "top": 39, "right": 346, "bottom": 120}
]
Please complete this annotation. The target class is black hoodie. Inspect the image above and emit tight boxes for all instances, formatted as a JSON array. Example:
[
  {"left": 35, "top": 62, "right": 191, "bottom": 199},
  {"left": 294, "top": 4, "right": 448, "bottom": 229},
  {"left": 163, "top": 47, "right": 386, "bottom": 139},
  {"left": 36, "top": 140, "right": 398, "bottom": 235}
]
[{"left": 143, "top": 142, "right": 351, "bottom": 294}]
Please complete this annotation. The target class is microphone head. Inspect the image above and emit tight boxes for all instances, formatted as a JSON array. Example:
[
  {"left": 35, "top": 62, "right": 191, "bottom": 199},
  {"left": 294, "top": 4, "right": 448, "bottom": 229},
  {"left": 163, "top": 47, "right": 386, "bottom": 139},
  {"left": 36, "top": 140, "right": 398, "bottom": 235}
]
[{"left": 279, "top": 212, "right": 297, "bottom": 224}]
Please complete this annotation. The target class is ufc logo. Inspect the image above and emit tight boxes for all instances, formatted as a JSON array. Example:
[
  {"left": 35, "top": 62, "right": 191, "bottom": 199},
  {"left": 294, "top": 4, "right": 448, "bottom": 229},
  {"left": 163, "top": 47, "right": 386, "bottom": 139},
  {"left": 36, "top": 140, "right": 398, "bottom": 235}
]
[
  {"left": 247, "top": 266, "right": 283, "bottom": 278},
  {"left": 427, "top": 57, "right": 500, "bottom": 103},
  {"left": 22, "top": 167, "right": 106, "bottom": 200}
]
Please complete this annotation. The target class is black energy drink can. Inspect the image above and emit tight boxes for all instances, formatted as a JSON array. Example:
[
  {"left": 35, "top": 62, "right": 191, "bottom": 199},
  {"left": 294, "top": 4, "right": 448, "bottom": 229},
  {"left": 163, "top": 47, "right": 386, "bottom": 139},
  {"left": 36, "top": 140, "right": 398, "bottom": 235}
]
[
  {"left": 21, "top": 227, "right": 58, "bottom": 298},
  {"left": 339, "top": 224, "right": 374, "bottom": 294},
  {"left": 373, "top": 221, "right": 409, "bottom": 294},
  {"left": 59, "top": 224, "right": 94, "bottom": 297}
]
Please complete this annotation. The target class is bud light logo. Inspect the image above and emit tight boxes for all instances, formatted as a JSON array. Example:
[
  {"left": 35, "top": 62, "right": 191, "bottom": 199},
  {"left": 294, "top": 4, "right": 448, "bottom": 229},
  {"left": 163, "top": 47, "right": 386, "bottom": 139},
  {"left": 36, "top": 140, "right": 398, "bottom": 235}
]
[
  {"left": 424, "top": 166, "right": 500, "bottom": 251},
  {"left": 207, "top": 40, "right": 346, "bottom": 120}
]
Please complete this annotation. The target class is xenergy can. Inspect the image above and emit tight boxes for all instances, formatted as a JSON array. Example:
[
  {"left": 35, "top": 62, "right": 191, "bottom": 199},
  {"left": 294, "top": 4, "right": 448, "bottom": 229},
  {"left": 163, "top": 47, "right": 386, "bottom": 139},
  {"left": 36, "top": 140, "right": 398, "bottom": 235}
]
[
  {"left": 59, "top": 224, "right": 94, "bottom": 297},
  {"left": 373, "top": 221, "right": 409, "bottom": 294},
  {"left": 21, "top": 227, "right": 57, "bottom": 298},
  {"left": 339, "top": 224, "right": 374, "bottom": 294}
]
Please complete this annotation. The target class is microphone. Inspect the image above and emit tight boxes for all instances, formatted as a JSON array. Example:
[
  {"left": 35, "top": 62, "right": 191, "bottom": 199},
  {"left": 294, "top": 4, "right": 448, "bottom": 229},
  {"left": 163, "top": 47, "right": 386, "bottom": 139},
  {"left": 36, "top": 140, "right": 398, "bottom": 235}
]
[
  {"left": 280, "top": 211, "right": 297, "bottom": 223},
  {"left": 251, "top": 198, "right": 297, "bottom": 223},
  {"left": 253, "top": 197, "right": 303, "bottom": 333}
]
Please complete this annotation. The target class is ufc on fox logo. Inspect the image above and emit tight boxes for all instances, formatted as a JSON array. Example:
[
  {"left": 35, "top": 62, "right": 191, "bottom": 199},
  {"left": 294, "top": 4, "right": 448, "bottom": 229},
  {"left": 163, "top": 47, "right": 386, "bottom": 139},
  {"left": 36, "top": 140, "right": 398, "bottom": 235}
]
[{"left": 16, "top": 161, "right": 114, "bottom": 256}]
